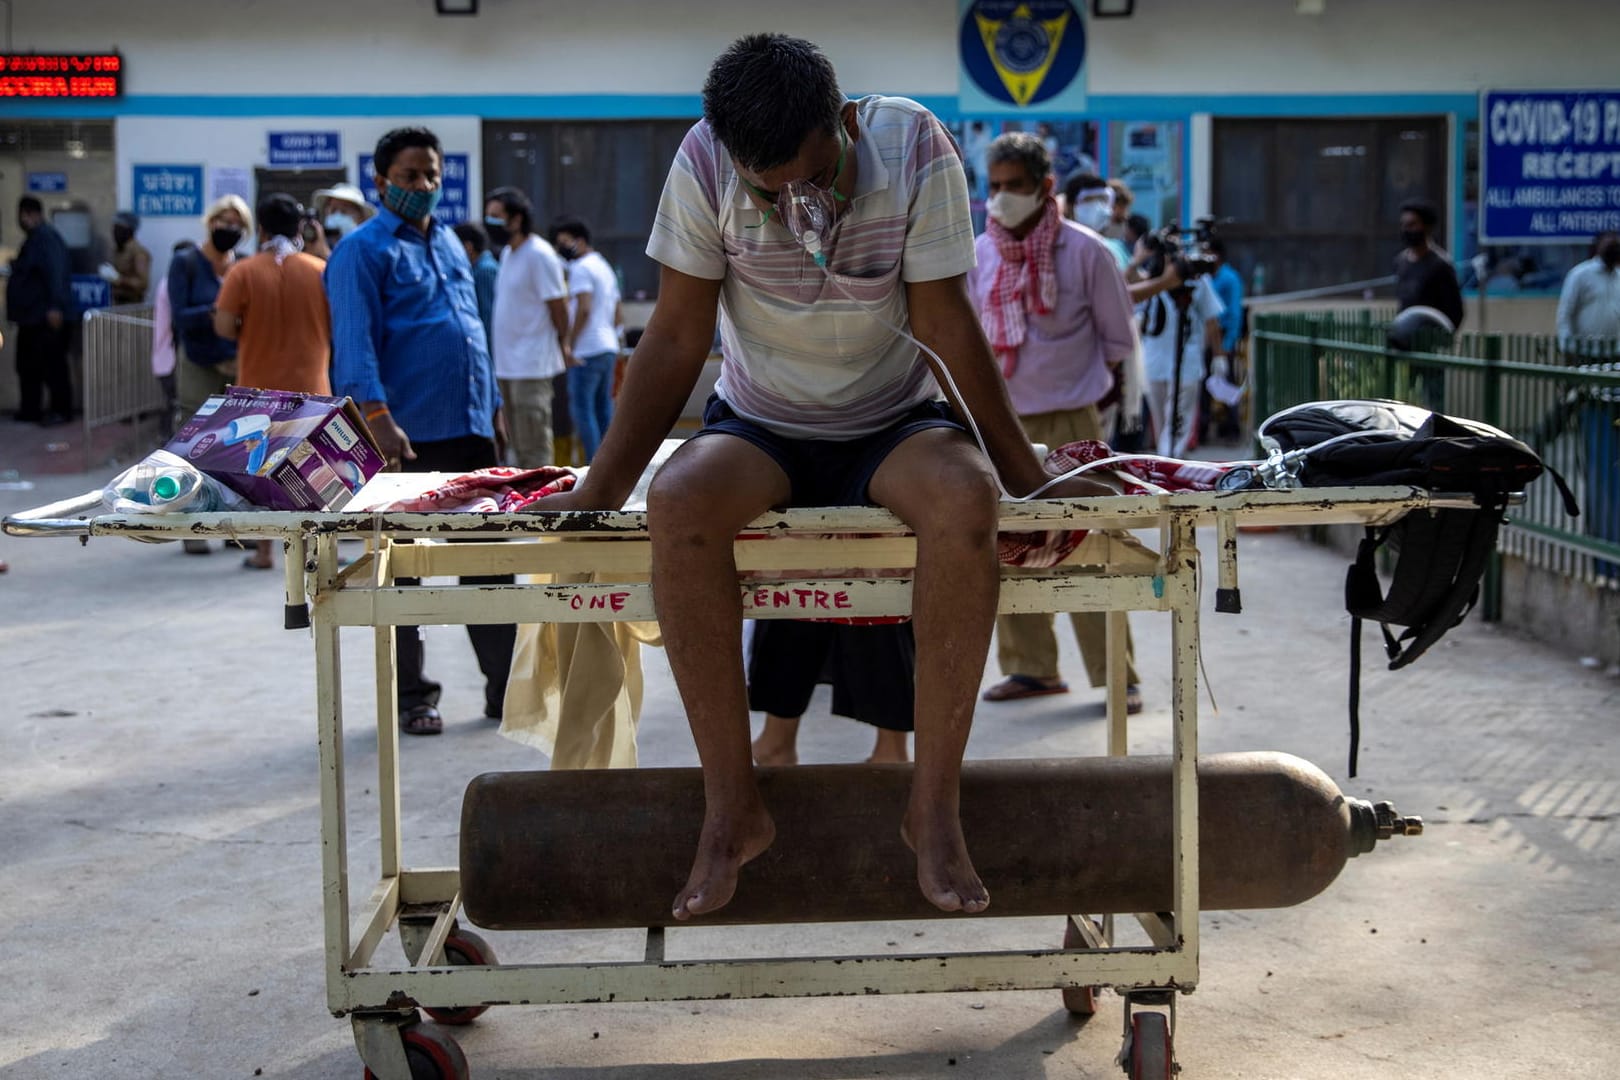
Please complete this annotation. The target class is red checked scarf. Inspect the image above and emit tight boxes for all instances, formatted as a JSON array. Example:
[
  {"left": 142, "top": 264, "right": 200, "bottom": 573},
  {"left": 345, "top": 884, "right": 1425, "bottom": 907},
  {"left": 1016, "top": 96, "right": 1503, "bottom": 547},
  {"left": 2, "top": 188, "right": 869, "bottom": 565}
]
[{"left": 981, "top": 196, "right": 1061, "bottom": 377}]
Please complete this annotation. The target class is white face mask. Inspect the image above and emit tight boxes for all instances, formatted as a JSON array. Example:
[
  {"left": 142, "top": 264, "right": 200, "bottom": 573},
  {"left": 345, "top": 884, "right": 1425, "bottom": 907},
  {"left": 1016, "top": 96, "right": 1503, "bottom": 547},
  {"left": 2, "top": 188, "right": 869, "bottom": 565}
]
[
  {"left": 1073, "top": 200, "right": 1112, "bottom": 232},
  {"left": 324, "top": 212, "right": 358, "bottom": 234},
  {"left": 986, "top": 189, "right": 1043, "bottom": 229}
]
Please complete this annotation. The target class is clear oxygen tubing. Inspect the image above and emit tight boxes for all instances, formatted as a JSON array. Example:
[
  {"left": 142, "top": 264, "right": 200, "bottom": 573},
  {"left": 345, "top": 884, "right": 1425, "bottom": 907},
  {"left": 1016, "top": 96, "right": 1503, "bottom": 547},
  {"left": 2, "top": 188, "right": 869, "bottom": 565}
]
[{"left": 794, "top": 229, "right": 1263, "bottom": 498}]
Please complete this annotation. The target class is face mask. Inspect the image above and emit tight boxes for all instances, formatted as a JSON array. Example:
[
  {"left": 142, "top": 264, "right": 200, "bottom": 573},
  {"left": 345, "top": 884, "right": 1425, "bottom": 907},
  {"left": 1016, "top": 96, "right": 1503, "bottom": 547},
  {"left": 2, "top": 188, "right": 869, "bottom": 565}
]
[
  {"left": 382, "top": 182, "right": 443, "bottom": 222},
  {"left": 555, "top": 241, "right": 578, "bottom": 260},
  {"left": 987, "top": 189, "right": 1043, "bottom": 229},
  {"left": 113, "top": 227, "right": 134, "bottom": 247},
  {"left": 323, "top": 212, "right": 358, "bottom": 235},
  {"left": 1073, "top": 201, "right": 1111, "bottom": 232},
  {"left": 210, "top": 227, "right": 243, "bottom": 252},
  {"left": 1600, "top": 242, "right": 1620, "bottom": 266},
  {"left": 483, "top": 215, "right": 510, "bottom": 247},
  {"left": 1401, "top": 228, "right": 1426, "bottom": 249}
]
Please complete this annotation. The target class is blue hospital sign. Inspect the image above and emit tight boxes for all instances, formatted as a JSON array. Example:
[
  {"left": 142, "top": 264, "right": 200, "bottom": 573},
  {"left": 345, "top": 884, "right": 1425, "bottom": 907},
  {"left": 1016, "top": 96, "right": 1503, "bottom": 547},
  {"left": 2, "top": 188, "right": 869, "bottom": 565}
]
[
  {"left": 132, "top": 164, "right": 203, "bottom": 217},
  {"left": 268, "top": 131, "right": 341, "bottom": 167},
  {"left": 1481, "top": 89, "right": 1620, "bottom": 244},
  {"left": 358, "top": 152, "right": 470, "bottom": 225},
  {"left": 958, "top": 0, "right": 1087, "bottom": 114}
]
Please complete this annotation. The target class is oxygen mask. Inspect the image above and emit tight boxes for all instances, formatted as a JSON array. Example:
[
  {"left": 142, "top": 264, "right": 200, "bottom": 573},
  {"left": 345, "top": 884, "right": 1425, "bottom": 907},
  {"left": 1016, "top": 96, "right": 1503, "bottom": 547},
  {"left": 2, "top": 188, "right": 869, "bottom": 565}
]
[{"left": 744, "top": 126, "right": 849, "bottom": 267}]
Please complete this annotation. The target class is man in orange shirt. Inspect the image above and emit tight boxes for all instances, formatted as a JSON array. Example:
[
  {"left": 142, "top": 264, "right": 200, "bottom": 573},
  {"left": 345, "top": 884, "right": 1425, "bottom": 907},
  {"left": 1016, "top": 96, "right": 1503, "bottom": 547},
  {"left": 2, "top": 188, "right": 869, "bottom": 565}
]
[{"left": 215, "top": 192, "right": 333, "bottom": 569}]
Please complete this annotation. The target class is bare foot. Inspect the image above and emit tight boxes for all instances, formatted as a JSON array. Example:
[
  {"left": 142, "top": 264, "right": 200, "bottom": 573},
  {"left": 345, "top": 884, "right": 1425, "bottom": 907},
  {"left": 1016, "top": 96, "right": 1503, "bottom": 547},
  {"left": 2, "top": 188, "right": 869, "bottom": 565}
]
[
  {"left": 901, "top": 806, "right": 989, "bottom": 914},
  {"left": 672, "top": 799, "right": 776, "bottom": 921},
  {"left": 751, "top": 714, "right": 799, "bottom": 766}
]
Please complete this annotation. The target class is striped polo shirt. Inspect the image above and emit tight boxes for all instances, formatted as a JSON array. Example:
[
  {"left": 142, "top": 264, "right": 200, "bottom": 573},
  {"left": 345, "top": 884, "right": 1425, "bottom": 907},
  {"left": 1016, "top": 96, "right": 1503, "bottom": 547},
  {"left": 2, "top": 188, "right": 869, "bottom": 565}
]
[{"left": 647, "top": 95, "right": 976, "bottom": 440}]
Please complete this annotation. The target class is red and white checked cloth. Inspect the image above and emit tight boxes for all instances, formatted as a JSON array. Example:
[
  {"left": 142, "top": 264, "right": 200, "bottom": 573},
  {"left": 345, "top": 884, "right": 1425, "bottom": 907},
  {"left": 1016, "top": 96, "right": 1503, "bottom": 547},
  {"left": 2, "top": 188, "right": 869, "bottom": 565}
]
[
  {"left": 981, "top": 196, "right": 1061, "bottom": 378},
  {"left": 375, "top": 466, "right": 577, "bottom": 513},
  {"left": 994, "top": 441, "right": 1240, "bottom": 570}
]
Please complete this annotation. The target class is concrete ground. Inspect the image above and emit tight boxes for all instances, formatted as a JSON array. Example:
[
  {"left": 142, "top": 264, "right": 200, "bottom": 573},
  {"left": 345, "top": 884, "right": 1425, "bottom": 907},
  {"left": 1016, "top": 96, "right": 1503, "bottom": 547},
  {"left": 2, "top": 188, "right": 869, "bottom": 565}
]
[{"left": 3, "top": 420, "right": 1618, "bottom": 1079}]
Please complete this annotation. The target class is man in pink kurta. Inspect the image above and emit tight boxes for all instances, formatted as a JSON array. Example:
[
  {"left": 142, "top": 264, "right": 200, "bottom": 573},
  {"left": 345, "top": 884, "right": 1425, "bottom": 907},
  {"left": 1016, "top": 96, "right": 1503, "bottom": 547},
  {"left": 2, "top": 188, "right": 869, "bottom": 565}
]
[{"left": 966, "top": 131, "right": 1146, "bottom": 713}]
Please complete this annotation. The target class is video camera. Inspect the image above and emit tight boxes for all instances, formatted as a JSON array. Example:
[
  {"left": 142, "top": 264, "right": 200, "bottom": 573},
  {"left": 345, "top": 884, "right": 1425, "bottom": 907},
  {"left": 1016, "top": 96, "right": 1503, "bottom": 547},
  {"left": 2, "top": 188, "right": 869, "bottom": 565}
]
[{"left": 1141, "top": 216, "right": 1222, "bottom": 284}]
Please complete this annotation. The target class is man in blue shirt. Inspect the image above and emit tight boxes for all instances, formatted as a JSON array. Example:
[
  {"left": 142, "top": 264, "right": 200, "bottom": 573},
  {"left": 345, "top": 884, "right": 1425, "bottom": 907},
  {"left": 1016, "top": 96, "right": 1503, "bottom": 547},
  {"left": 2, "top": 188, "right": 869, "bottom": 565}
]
[
  {"left": 453, "top": 221, "right": 499, "bottom": 352},
  {"left": 326, "top": 126, "right": 513, "bottom": 736},
  {"left": 1204, "top": 237, "right": 1245, "bottom": 442}
]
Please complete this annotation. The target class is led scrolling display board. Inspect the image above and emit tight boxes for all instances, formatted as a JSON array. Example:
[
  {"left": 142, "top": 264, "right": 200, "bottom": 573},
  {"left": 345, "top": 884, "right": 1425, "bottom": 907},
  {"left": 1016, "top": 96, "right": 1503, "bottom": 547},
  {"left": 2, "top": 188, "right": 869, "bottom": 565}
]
[{"left": 0, "top": 53, "right": 123, "bottom": 98}]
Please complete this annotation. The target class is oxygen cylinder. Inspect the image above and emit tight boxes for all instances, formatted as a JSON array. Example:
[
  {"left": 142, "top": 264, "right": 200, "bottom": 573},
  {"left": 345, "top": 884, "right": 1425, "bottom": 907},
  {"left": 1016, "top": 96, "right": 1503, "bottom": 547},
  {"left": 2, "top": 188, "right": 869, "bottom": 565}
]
[{"left": 460, "top": 751, "right": 1420, "bottom": 931}]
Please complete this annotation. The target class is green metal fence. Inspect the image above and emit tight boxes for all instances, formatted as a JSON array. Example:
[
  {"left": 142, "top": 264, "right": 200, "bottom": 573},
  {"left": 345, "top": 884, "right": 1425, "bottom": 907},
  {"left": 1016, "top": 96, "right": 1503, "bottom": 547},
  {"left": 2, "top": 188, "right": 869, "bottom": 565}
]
[{"left": 1251, "top": 310, "right": 1620, "bottom": 591}]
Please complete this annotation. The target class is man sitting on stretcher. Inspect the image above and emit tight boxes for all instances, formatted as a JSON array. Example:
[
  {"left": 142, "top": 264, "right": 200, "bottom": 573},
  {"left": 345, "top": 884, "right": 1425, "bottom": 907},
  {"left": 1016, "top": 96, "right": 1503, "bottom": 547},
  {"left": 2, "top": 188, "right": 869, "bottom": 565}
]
[{"left": 529, "top": 33, "right": 1112, "bottom": 920}]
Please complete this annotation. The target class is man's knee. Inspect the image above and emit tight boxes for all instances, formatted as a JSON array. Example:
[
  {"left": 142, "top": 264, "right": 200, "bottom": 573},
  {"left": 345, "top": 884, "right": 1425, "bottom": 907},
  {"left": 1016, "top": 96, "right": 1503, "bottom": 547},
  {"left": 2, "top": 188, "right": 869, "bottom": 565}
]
[
  {"left": 647, "top": 448, "right": 778, "bottom": 547},
  {"left": 907, "top": 454, "right": 1000, "bottom": 543}
]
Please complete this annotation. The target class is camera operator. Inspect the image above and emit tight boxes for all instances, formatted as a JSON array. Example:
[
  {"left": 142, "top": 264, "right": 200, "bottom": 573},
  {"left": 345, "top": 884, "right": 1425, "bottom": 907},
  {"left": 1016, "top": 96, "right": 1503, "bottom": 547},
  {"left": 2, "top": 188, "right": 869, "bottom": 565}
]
[{"left": 1137, "top": 231, "right": 1226, "bottom": 457}]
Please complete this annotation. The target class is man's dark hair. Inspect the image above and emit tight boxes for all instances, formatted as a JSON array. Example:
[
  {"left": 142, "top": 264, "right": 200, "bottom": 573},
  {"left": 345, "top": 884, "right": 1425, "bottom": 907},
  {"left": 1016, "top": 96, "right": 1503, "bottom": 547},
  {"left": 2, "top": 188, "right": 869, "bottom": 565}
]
[
  {"left": 548, "top": 214, "right": 591, "bottom": 246},
  {"left": 18, "top": 195, "right": 42, "bottom": 216},
  {"left": 702, "top": 33, "right": 844, "bottom": 172},
  {"left": 172, "top": 239, "right": 196, "bottom": 254},
  {"left": 1590, "top": 230, "right": 1620, "bottom": 256},
  {"left": 1207, "top": 236, "right": 1228, "bottom": 258},
  {"left": 257, "top": 193, "right": 303, "bottom": 239},
  {"left": 373, "top": 127, "right": 443, "bottom": 178},
  {"left": 487, "top": 186, "right": 534, "bottom": 236},
  {"left": 1125, "top": 213, "right": 1152, "bottom": 242},
  {"left": 1064, "top": 172, "right": 1107, "bottom": 204},
  {"left": 1399, "top": 198, "right": 1439, "bottom": 228},
  {"left": 987, "top": 132, "right": 1050, "bottom": 184},
  {"left": 454, "top": 222, "right": 488, "bottom": 254}
]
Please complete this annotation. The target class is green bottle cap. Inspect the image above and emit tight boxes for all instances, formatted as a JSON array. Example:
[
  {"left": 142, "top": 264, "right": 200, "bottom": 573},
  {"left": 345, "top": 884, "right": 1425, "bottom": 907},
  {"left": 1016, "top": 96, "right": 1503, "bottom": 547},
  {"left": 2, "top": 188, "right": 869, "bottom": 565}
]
[{"left": 152, "top": 474, "right": 182, "bottom": 501}]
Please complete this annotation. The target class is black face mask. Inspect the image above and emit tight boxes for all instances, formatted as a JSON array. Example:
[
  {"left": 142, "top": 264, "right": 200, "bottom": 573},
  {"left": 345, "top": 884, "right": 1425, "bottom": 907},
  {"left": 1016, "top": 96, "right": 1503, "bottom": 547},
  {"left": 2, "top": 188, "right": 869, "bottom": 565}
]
[
  {"left": 113, "top": 227, "right": 134, "bottom": 248},
  {"left": 555, "top": 241, "right": 578, "bottom": 260},
  {"left": 1600, "top": 243, "right": 1620, "bottom": 267},
  {"left": 483, "top": 218, "right": 510, "bottom": 249},
  {"left": 211, "top": 227, "right": 243, "bottom": 252},
  {"left": 1401, "top": 228, "right": 1426, "bottom": 249}
]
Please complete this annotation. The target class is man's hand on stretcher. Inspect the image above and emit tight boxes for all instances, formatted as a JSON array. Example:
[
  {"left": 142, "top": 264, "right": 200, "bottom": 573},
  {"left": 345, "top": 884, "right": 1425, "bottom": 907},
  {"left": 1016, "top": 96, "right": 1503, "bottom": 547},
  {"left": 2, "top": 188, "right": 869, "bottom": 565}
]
[{"left": 1027, "top": 469, "right": 1120, "bottom": 500}]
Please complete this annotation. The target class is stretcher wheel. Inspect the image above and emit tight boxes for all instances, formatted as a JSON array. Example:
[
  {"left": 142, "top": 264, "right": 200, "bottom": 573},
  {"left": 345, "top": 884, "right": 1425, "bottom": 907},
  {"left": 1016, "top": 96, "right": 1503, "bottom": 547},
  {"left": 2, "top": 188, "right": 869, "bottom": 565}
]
[
  {"left": 1061, "top": 917, "right": 1100, "bottom": 1016},
  {"left": 423, "top": 930, "right": 498, "bottom": 1025},
  {"left": 362, "top": 1022, "right": 470, "bottom": 1080},
  {"left": 1129, "top": 1011, "right": 1172, "bottom": 1080}
]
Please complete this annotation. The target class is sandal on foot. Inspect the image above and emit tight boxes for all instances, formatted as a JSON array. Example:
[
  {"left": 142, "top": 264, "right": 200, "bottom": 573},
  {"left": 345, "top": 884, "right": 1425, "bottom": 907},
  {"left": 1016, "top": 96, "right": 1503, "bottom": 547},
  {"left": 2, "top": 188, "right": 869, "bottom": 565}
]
[
  {"left": 1126, "top": 684, "right": 1144, "bottom": 716},
  {"left": 241, "top": 556, "right": 274, "bottom": 570},
  {"left": 982, "top": 674, "right": 1070, "bottom": 702},
  {"left": 400, "top": 704, "right": 443, "bottom": 736}
]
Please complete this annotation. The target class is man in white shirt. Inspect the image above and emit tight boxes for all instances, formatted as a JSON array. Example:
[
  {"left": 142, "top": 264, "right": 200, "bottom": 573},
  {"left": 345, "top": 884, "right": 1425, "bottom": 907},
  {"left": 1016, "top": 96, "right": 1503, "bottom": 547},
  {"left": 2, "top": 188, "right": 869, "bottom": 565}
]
[
  {"left": 530, "top": 34, "right": 1111, "bottom": 923},
  {"left": 1556, "top": 232, "right": 1620, "bottom": 362},
  {"left": 1138, "top": 275, "right": 1224, "bottom": 457},
  {"left": 485, "top": 187, "right": 571, "bottom": 466},
  {"left": 550, "top": 214, "right": 623, "bottom": 462}
]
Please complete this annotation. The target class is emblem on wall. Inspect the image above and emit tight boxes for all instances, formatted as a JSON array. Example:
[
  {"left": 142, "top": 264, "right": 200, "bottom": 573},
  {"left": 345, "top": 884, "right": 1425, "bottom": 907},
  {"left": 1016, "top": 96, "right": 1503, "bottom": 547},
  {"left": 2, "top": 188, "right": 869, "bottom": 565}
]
[{"left": 959, "top": 1, "right": 1088, "bottom": 111}]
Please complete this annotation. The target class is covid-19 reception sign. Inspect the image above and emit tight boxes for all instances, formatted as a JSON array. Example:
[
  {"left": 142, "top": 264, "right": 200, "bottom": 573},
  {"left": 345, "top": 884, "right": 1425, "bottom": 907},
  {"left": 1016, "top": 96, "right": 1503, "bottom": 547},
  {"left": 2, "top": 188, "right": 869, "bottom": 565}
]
[
  {"left": 1480, "top": 89, "right": 1620, "bottom": 244},
  {"left": 958, "top": 1, "right": 1088, "bottom": 115}
]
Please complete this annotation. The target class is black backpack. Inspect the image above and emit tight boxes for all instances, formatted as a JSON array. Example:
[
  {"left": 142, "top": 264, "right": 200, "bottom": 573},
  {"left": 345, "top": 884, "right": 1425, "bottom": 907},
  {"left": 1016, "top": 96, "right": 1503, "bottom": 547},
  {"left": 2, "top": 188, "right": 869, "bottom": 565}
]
[{"left": 1260, "top": 400, "right": 1579, "bottom": 776}]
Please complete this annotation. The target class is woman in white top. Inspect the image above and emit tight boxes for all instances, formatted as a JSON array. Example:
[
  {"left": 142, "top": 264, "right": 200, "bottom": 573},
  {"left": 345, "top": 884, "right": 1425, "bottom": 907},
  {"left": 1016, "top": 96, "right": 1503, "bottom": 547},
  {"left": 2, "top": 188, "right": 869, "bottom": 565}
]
[{"left": 550, "top": 215, "right": 623, "bottom": 462}]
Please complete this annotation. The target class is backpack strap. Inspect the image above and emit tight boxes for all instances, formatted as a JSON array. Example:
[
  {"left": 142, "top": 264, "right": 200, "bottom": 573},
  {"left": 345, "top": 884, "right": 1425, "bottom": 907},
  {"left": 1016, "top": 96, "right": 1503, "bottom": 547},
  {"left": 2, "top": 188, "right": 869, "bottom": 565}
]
[
  {"left": 1347, "top": 613, "right": 1364, "bottom": 778},
  {"left": 1386, "top": 500, "right": 1506, "bottom": 671},
  {"left": 1341, "top": 526, "right": 1387, "bottom": 779}
]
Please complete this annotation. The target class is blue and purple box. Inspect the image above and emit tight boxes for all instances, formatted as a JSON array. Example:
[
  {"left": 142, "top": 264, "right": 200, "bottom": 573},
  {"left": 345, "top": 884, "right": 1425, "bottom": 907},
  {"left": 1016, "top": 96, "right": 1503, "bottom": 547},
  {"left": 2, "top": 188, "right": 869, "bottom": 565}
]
[{"left": 166, "top": 388, "right": 385, "bottom": 511}]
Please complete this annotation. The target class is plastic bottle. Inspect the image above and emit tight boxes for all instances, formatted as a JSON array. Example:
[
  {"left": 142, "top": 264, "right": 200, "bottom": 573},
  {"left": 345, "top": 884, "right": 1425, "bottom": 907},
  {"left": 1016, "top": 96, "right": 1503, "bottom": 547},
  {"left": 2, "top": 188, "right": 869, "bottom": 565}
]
[{"left": 103, "top": 449, "right": 252, "bottom": 514}]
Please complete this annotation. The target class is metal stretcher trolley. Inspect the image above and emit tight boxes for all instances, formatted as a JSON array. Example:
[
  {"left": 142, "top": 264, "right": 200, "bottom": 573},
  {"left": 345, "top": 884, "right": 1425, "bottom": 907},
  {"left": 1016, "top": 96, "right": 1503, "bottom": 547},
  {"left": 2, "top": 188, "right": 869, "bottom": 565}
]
[{"left": 6, "top": 477, "right": 1446, "bottom": 1080}]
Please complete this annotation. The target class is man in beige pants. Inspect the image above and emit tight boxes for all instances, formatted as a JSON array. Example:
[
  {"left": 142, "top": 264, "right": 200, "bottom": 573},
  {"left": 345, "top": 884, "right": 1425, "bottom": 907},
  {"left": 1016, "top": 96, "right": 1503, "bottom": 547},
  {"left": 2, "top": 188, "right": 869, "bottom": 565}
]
[{"left": 966, "top": 132, "right": 1145, "bottom": 713}]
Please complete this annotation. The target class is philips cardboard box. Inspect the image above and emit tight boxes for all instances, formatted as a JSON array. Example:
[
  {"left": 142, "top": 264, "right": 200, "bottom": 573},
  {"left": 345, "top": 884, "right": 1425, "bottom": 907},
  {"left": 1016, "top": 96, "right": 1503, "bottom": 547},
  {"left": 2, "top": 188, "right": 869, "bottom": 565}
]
[{"left": 166, "top": 388, "right": 385, "bottom": 511}]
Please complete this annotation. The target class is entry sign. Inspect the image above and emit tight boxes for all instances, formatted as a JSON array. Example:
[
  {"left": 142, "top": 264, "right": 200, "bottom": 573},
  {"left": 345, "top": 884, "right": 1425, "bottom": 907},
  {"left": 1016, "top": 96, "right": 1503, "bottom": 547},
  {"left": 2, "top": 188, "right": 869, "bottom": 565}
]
[
  {"left": 27, "top": 172, "right": 68, "bottom": 193},
  {"left": 1481, "top": 89, "right": 1620, "bottom": 244},
  {"left": 132, "top": 164, "right": 204, "bottom": 217},
  {"left": 357, "top": 152, "right": 470, "bottom": 225},
  {"left": 70, "top": 274, "right": 111, "bottom": 313},
  {"left": 268, "top": 131, "right": 341, "bottom": 167}
]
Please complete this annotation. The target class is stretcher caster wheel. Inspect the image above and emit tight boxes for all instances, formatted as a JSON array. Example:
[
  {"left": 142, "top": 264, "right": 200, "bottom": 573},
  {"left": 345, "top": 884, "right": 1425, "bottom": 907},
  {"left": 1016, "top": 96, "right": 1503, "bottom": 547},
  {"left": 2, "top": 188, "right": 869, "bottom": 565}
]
[
  {"left": 1127, "top": 1011, "right": 1172, "bottom": 1080},
  {"left": 362, "top": 1021, "right": 470, "bottom": 1080},
  {"left": 423, "top": 929, "right": 498, "bottom": 1025},
  {"left": 1061, "top": 917, "right": 1101, "bottom": 1016}
]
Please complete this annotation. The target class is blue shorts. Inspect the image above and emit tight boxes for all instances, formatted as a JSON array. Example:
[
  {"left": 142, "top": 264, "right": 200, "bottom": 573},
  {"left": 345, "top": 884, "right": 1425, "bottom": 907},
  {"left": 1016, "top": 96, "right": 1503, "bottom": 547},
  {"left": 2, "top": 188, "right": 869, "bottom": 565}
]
[{"left": 691, "top": 394, "right": 966, "bottom": 508}]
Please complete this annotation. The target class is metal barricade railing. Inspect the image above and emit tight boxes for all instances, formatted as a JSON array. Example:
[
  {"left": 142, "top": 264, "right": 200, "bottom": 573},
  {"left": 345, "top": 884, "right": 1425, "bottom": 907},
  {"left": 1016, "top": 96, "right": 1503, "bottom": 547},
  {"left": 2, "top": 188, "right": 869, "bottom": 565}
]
[
  {"left": 80, "top": 304, "right": 165, "bottom": 470},
  {"left": 1252, "top": 311, "right": 1620, "bottom": 592}
]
